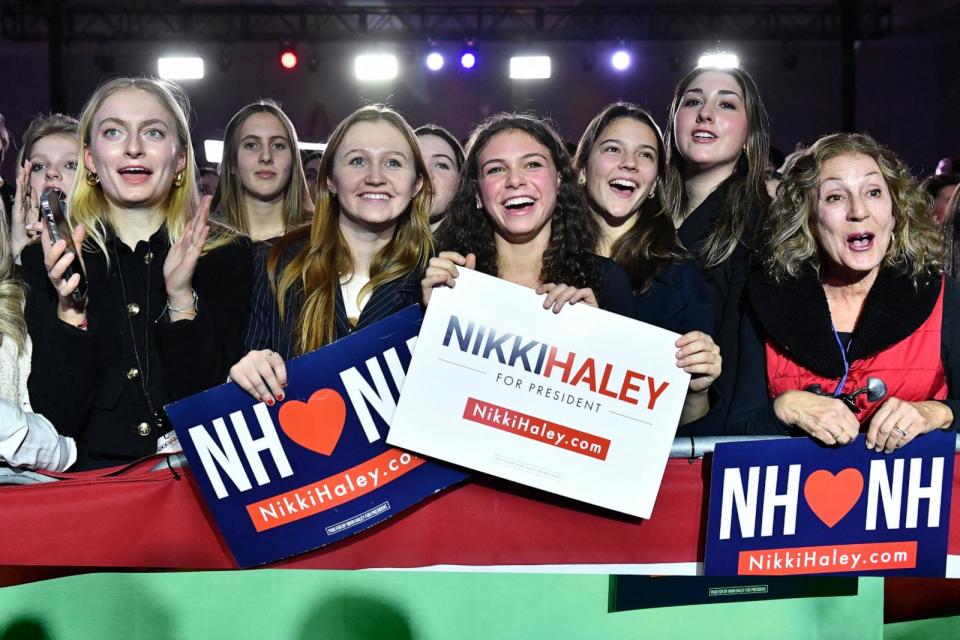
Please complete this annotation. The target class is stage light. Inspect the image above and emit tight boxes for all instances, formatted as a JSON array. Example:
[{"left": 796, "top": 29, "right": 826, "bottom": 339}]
[
  {"left": 697, "top": 51, "right": 740, "bottom": 69},
  {"left": 158, "top": 56, "right": 204, "bottom": 80},
  {"left": 280, "top": 49, "right": 299, "bottom": 70},
  {"left": 426, "top": 52, "right": 444, "bottom": 71},
  {"left": 611, "top": 50, "right": 631, "bottom": 71},
  {"left": 204, "top": 140, "right": 224, "bottom": 164},
  {"left": 460, "top": 51, "right": 477, "bottom": 69},
  {"left": 509, "top": 55, "right": 551, "bottom": 80},
  {"left": 354, "top": 54, "right": 398, "bottom": 80}
]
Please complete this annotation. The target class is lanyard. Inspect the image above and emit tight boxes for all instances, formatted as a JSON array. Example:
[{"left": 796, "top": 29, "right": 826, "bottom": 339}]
[{"left": 830, "top": 322, "right": 851, "bottom": 397}]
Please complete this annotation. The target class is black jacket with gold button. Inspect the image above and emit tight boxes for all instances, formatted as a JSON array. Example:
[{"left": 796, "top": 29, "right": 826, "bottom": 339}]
[{"left": 21, "top": 227, "right": 252, "bottom": 470}]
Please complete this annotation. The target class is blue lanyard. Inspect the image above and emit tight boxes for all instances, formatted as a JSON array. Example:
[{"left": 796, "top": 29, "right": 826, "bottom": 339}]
[{"left": 830, "top": 323, "right": 851, "bottom": 397}]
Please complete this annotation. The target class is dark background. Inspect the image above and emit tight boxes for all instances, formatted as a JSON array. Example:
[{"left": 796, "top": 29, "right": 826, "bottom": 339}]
[{"left": 1, "top": 0, "right": 958, "bottom": 178}]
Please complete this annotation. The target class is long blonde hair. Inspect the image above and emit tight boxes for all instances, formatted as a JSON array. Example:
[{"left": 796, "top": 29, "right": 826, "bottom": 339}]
[
  {"left": 0, "top": 202, "right": 27, "bottom": 354},
  {"left": 71, "top": 77, "right": 232, "bottom": 257},
  {"left": 268, "top": 105, "right": 433, "bottom": 355},
  {"left": 213, "top": 100, "right": 312, "bottom": 236}
]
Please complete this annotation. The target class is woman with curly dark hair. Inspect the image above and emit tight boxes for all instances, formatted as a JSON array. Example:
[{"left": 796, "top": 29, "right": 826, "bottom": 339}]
[
  {"left": 422, "top": 112, "right": 632, "bottom": 316},
  {"left": 574, "top": 102, "right": 720, "bottom": 426},
  {"left": 729, "top": 133, "right": 959, "bottom": 452}
]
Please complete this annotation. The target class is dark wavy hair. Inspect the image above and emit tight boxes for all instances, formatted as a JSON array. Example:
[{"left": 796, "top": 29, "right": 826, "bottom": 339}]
[
  {"left": 574, "top": 102, "right": 684, "bottom": 293},
  {"left": 663, "top": 65, "right": 771, "bottom": 268},
  {"left": 436, "top": 112, "right": 600, "bottom": 295},
  {"left": 758, "top": 133, "right": 943, "bottom": 285}
]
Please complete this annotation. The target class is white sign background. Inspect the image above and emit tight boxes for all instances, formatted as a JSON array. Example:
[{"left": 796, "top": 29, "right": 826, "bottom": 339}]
[{"left": 388, "top": 269, "right": 690, "bottom": 518}]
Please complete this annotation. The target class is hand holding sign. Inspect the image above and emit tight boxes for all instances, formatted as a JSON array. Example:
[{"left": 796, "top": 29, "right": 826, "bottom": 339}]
[
  {"left": 230, "top": 349, "right": 288, "bottom": 405},
  {"left": 866, "top": 398, "right": 954, "bottom": 453},
  {"left": 422, "top": 251, "right": 476, "bottom": 306}
]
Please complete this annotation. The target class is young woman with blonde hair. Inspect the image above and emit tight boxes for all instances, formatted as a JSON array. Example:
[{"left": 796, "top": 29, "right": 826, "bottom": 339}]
[
  {"left": 21, "top": 77, "right": 252, "bottom": 469},
  {"left": 231, "top": 104, "right": 432, "bottom": 403}
]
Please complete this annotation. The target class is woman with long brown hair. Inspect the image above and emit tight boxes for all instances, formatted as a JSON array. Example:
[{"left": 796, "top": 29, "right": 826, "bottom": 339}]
[
  {"left": 230, "top": 104, "right": 432, "bottom": 402},
  {"left": 212, "top": 100, "right": 312, "bottom": 242},
  {"left": 574, "top": 102, "right": 720, "bottom": 427}
]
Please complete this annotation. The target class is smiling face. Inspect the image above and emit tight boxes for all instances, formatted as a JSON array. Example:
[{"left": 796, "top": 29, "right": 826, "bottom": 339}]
[
  {"left": 813, "top": 153, "right": 895, "bottom": 281},
  {"left": 83, "top": 88, "right": 185, "bottom": 211},
  {"left": 29, "top": 133, "right": 78, "bottom": 197},
  {"left": 236, "top": 111, "right": 294, "bottom": 203},
  {"left": 477, "top": 129, "right": 558, "bottom": 245},
  {"left": 417, "top": 133, "right": 459, "bottom": 218},
  {"left": 584, "top": 116, "right": 659, "bottom": 221},
  {"left": 327, "top": 119, "right": 422, "bottom": 233},
  {"left": 673, "top": 70, "right": 749, "bottom": 176}
]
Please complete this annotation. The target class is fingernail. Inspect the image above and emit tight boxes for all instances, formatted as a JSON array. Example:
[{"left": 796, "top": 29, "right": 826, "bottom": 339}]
[
  {"left": 266, "top": 398, "right": 274, "bottom": 406},
  {"left": 277, "top": 393, "right": 284, "bottom": 401},
  {"left": 865, "top": 440, "right": 873, "bottom": 449}
]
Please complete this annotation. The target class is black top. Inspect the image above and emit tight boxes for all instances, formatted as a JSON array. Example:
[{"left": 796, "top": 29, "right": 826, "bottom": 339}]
[
  {"left": 21, "top": 228, "right": 253, "bottom": 469},
  {"left": 632, "top": 259, "right": 717, "bottom": 338},
  {"left": 593, "top": 254, "right": 635, "bottom": 318},
  {"left": 676, "top": 180, "right": 756, "bottom": 426},
  {"left": 244, "top": 241, "right": 423, "bottom": 360},
  {"left": 728, "top": 267, "right": 960, "bottom": 435}
]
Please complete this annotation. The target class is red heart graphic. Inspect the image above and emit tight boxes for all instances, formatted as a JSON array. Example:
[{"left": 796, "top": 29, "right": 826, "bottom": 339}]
[
  {"left": 803, "top": 468, "right": 864, "bottom": 528},
  {"left": 277, "top": 388, "right": 347, "bottom": 456}
]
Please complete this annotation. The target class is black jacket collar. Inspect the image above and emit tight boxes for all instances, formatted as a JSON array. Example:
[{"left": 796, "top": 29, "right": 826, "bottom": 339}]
[{"left": 748, "top": 265, "right": 941, "bottom": 378}]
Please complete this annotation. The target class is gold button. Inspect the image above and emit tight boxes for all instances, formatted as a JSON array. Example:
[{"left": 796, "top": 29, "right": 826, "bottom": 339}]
[
  {"left": 127, "top": 368, "right": 140, "bottom": 379},
  {"left": 137, "top": 422, "right": 151, "bottom": 436},
  {"left": 144, "top": 251, "right": 154, "bottom": 264},
  {"left": 127, "top": 303, "right": 140, "bottom": 316}
]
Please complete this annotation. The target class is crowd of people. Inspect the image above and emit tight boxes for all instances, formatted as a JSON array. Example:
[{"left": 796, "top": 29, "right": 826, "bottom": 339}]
[{"left": 0, "top": 64, "right": 958, "bottom": 473}]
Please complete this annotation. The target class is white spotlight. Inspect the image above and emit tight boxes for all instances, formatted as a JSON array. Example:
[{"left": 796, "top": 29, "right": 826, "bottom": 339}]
[
  {"left": 158, "top": 56, "right": 205, "bottom": 80},
  {"left": 697, "top": 51, "right": 740, "bottom": 70},
  {"left": 426, "top": 52, "right": 445, "bottom": 71},
  {"left": 611, "top": 50, "right": 631, "bottom": 71},
  {"left": 355, "top": 54, "right": 398, "bottom": 81},
  {"left": 204, "top": 139, "right": 224, "bottom": 164},
  {"left": 509, "top": 55, "right": 551, "bottom": 80}
]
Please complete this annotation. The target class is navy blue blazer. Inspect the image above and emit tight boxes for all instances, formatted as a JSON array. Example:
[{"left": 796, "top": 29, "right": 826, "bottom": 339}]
[{"left": 243, "top": 241, "right": 422, "bottom": 359}]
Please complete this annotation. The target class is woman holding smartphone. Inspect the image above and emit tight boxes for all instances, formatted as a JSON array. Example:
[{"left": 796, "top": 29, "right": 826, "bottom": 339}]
[
  {"left": 9, "top": 114, "right": 80, "bottom": 259},
  {"left": 21, "top": 77, "right": 252, "bottom": 470},
  {"left": 229, "top": 104, "right": 431, "bottom": 403},
  {"left": 573, "top": 102, "right": 721, "bottom": 427},
  {"left": 212, "top": 100, "right": 312, "bottom": 242},
  {"left": 421, "top": 112, "right": 634, "bottom": 316}
]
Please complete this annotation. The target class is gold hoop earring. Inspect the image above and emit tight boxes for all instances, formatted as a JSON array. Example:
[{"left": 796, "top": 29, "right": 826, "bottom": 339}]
[
  {"left": 85, "top": 172, "right": 100, "bottom": 186},
  {"left": 173, "top": 170, "right": 185, "bottom": 188}
]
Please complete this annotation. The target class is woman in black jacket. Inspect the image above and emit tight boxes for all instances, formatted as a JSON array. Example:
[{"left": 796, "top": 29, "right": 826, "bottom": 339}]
[
  {"left": 22, "top": 77, "right": 251, "bottom": 469},
  {"left": 573, "top": 102, "right": 721, "bottom": 428}
]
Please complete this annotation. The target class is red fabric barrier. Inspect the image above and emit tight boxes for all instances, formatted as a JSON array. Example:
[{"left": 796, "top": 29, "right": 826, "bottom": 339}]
[{"left": 0, "top": 453, "right": 956, "bottom": 571}]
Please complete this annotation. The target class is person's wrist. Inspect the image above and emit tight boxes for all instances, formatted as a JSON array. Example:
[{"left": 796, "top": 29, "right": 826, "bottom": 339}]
[{"left": 166, "top": 288, "right": 195, "bottom": 310}]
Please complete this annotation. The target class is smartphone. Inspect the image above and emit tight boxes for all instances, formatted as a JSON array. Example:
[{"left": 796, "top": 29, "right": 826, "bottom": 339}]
[{"left": 39, "top": 187, "right": 88, "bottom": 302}]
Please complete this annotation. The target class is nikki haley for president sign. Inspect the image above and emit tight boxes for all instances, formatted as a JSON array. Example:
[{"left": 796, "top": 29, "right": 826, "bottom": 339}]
[
  {"left": 705, "top": 431, "right": 955, "bottom": 577},
  {"left": 164, "top": 306, "right": 467, "bottom": 568},
  {"left": 387, "top": 269, "right": 690, "bottom": 518}
]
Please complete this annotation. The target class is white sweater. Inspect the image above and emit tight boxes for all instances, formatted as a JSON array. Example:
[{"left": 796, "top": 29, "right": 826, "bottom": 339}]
[{"left": 0, "top": 335, "right": 76, "bottom": 471}]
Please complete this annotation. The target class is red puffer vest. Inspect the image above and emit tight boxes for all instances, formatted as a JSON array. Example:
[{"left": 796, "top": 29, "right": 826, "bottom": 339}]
[{"left": 766, "top": 279, "right": 947, "bottom": 424}]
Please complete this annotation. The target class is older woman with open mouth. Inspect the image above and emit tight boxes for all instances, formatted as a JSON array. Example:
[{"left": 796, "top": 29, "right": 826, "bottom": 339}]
[{"left": 729, "top": 133, "right": 960, "bottom": 452}]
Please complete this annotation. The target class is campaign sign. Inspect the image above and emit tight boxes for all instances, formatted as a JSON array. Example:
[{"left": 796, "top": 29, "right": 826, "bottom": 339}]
[
  {"left": 705, "top": 431, "right": 955, "bottom": 577},
  {"left": 164, "top": 306, "right": 467, "bottom": 568},
  {"left": 387, "top": 269, "right": 690, "bottom": 518}
]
